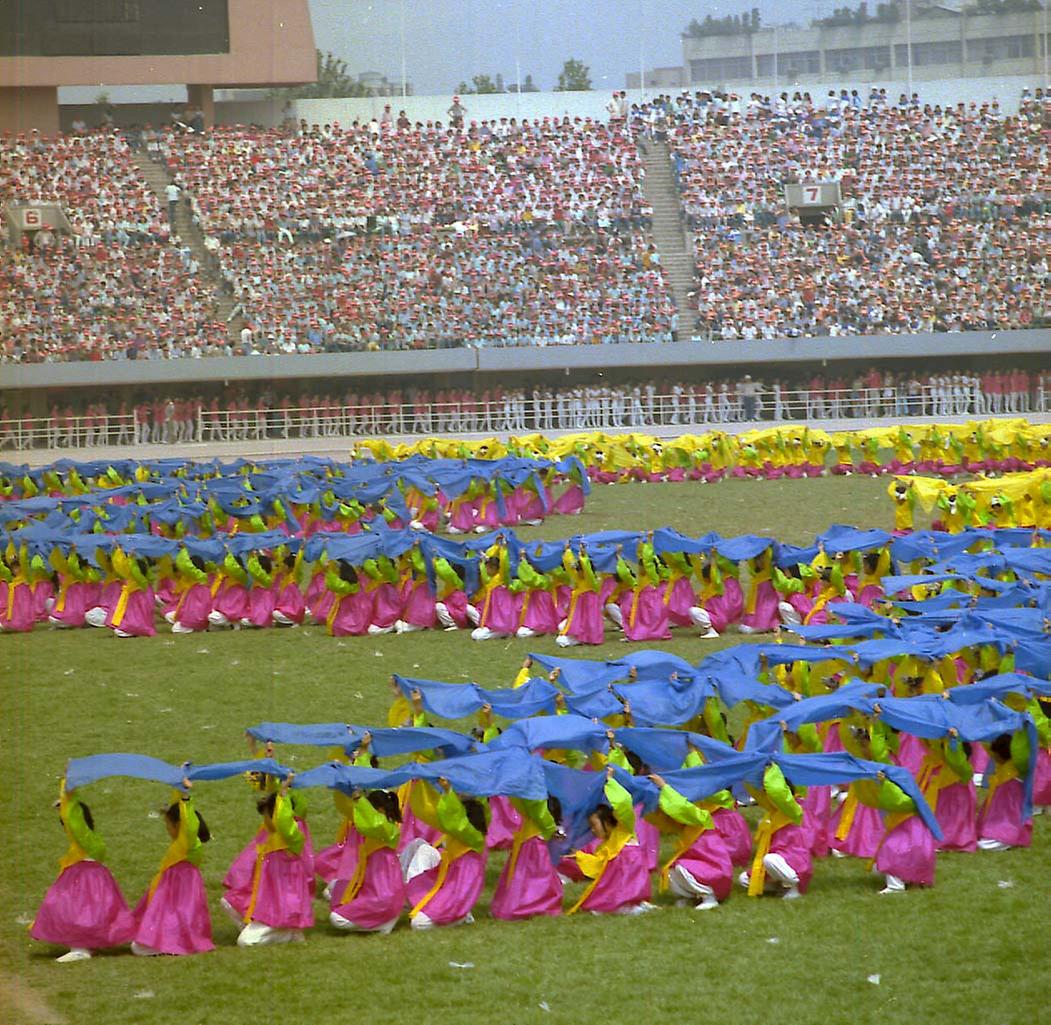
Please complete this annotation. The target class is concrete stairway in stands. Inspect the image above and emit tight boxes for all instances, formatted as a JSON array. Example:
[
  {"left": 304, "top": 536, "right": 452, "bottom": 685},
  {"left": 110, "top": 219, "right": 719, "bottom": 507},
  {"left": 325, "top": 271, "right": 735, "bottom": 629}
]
[
  {"left": 640, "top": 139, "right": 701, "bottom": 341},
  {"left": 132, "top": 150, "right": 243, "bottom": 343}
]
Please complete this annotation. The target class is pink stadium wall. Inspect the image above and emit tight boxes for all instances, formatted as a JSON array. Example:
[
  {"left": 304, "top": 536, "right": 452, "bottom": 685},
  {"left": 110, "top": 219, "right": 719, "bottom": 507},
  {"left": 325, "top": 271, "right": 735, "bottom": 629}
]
[{"left": 0, "top": 0, "right": 314, "bottom": 134}]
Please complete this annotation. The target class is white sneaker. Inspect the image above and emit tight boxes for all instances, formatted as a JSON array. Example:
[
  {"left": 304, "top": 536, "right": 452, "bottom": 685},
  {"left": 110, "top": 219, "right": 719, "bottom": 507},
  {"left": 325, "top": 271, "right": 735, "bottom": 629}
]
[
  {"left": 701, "top": 629, "right": 719, "bottom": 639},
  {"left": 782, "top": 886, "right": 802, "bottom": 900},
  {"left": 56, "top": 948, "right": 91, "bottom": 963}
]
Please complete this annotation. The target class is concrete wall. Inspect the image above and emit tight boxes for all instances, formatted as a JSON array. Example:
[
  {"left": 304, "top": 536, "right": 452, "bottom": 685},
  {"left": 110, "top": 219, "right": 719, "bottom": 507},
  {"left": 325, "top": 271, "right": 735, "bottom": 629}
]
[
  {"left": 0, "top": 0, "right": 315, "bottom": 133},
  {"left": 272, "top": 72, "right": 1039, "bottom": 131},
  {"left": 288, "top": 89, "right": 650, "bottom": 127},
  {"left": 0, "top": 86, "right": 59, "bottom": 135},
  {"left": 5, "top": 329, "right": 1048, "bottom": 393},
  {"left": 0, "top": 0, "right": 315, "bottom": 89}
]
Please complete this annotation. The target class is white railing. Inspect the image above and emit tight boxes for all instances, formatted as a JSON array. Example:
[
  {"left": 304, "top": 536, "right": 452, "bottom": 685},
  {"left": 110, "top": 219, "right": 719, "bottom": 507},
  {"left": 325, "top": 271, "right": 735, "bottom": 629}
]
[
  {"left": 0, "top": 385, "right": 1043, "bottom": 452},
  {"left": 0, "top": 414, "right": 139, "bottom": 452}
]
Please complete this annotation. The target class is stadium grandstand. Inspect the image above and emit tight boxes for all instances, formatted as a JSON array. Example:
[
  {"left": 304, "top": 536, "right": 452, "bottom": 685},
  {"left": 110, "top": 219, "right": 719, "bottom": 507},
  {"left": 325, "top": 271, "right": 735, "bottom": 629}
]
[
  {"left": 6, "top": 9, "right": 1051, "bottom": 1022},
  {"left": 0, "top": 2, "right": 1047, "bottom": 446}
]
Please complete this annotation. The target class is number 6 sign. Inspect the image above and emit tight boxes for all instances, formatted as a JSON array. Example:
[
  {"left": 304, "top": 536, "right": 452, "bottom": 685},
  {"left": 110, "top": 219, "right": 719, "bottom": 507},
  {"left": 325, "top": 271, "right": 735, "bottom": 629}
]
[{"left": 22, "top": 208, "right": 42, "bottom": 229}]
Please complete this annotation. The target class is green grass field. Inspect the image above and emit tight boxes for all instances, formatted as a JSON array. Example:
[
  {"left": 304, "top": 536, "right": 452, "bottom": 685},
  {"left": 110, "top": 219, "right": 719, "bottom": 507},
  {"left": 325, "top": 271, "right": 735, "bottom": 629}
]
[{"left": 3, "top": 476, "right": 1047, "bottom": 1025}]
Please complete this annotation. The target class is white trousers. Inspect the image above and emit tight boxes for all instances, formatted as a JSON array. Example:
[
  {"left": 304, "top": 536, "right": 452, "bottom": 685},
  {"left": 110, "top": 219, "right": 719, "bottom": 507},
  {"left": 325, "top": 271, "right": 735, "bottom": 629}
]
[
  {"left": 668, "top": 864, "right": 719, "bottom": 907},
  {"left": 329, "top": 911, "right": 399, "bottom": 935}
]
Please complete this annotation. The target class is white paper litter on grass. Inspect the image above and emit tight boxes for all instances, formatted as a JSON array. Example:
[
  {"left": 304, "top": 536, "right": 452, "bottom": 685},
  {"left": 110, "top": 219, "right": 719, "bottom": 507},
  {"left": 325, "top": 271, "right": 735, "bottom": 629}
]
[
  {"left": 539, "top": 1002, "right": 551, "bottom": 1013},
  {"left": 448, "top": 961, "right": 474, "bottom": 970},
  {"left": 14, "top": 912, "right": 31, "bottom": 925},
  {"left": 766, "top": 937, "right": 780, "bottom": 944},
  {"left": 63, "top": 668, "right": 76, "bottom": 676},
  {"left": 132, "top": 990, "right": 155, "bottom": 1000},
  {"left": 997, "top": 880, "right": 1014, "bottom": 889},
  {"left": 867, "top": 974, "right": 881, "bottom": 986},
  {"left": 196, "top": 648, "right": 210, "bottom": 654}
]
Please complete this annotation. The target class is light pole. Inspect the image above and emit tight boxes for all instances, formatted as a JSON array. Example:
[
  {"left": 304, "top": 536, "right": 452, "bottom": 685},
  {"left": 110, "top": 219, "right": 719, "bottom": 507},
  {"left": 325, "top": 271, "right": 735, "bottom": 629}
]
[
  {"left": 905, "top": 0, "right": 913, "bottom": 98},
  {"left": 399, "top": 0, "right": 407, "bottom": 98},
  {"left": 639, "top": 1, "right": 646, "bottom": 101},
  {"left": 773, "top": 24, "right": 779, "bottom": 90},
  {"left": 1043, "top": 0, "right": 1049, "bottom": 90},
  {"left": 514, "top": 4, "right": 522, "bottom": 116}
]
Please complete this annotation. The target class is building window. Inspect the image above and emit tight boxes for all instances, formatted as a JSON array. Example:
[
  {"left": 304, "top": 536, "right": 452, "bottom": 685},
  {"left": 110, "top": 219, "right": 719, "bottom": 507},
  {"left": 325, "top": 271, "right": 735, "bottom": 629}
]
[
  {"left": 824, "top": 45, "right": 892, "bottom": 72},
  {"left": 966, "top": 35, "right": 1035, "bottom": 62},
  {"left": 753, "top": 49, "right": 822, "bottom": 77},
  {"left": 54, "top": 0, "right": 140, "bottom": 22},
  {"left": 894, "top": 40, "right": 963, "bottom": 66},
  {"left": 689, "top": 56, "right": 754, "bottom": 82}
]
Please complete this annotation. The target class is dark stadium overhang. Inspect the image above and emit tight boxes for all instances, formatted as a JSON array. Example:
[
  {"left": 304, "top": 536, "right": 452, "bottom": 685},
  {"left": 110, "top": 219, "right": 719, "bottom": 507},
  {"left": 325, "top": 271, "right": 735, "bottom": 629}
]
[
  {"left": 0, "top": 0, "right": 315, "bottom": 89},
  {"left": 3, "top": 329, "right": 1048, "bottom": 393}
]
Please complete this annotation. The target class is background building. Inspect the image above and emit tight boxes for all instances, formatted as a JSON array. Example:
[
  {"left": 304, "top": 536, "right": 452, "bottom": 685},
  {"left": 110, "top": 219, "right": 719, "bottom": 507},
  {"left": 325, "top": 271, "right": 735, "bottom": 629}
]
[
  {"left": 0, "top": 0, "right": 315, "bottom": 133},
  {"left": 627, "top": 1, "right": 1049, "bottom": 91}
]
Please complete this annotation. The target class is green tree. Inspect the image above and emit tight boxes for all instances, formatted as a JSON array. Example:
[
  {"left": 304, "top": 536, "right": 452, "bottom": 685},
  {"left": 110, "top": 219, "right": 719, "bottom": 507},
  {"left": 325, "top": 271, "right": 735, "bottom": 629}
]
[
  {"left": 270, "top": 50, "right": 372, "bottom": 99},
  {"left": 556, "top": 57, "right": 592, "bottom": 92},
  {"left": 455, "top": 74, "right": 503, "bottom": 94},
  {"left": 508, "top": 73, "right": 540, "bottom": 93}
]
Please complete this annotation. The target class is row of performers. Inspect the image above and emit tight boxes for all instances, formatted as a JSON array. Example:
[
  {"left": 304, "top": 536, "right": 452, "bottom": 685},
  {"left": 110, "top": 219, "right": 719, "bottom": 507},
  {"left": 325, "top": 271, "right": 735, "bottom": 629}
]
[
  {"left": 362, "top": 423, "right": 1051, "bottom": 482},
  {"left": 32, "top": 714, "right": 1044, "bottom": 962},
  {"left": 4, "top": 541, "right": 897, "bottom": 640},
  {"left": 2, "top": 472, "right": 589, "bottom": 537},
  {"left": 888, "top": 472, "right": 1051, "bottom": 532}
]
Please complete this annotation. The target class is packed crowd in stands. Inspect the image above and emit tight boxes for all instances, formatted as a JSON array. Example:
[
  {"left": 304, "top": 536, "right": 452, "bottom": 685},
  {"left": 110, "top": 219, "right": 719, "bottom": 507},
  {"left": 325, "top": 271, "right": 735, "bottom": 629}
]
[
  {"left": 158, "top": 118, "right": 674, "bottom": 351},
  {"left": 2, "top": 368, "right": 1045, "bottom": 450},
  {"left": 0, "top": 132, "right": 228, "bottom": 362},
  {"left": 633, "top": 85, "right": 1049, "bottom": 339},
  {"left": 0, "top": 86, "right": 1047, "bottom": 362}
]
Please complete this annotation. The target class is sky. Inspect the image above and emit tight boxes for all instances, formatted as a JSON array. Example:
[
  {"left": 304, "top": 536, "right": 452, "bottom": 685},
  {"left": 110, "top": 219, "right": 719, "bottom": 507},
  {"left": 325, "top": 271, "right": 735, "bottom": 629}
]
[
  {"left": 56, "top": 1, "right": 852, "bottom": 103},
  {"left": 307, "top": 0, "right": 840, "bottom": 94}
]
